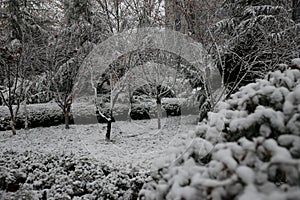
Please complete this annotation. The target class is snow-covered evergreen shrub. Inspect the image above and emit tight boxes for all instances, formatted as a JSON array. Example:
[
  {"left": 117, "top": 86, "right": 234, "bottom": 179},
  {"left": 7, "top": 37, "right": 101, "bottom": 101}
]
[
  {"left": 139, "top": 69, "right": 300, "bottom": 200},
  {"left": 0, "top": 103, "right": 71, "bottom": 131},
  {"left": 162, "top": 98, "right": 183, "bottom": 117},
  {"left": 0, "top": 151, "right": 148, "bottom": 200},
  {"left": 130, "top": 104, "right": 151, "bottom": 120}
]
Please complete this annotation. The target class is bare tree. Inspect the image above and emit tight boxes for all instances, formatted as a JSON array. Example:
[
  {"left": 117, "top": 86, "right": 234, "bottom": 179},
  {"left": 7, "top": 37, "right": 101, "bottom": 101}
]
[
  {"left": 45, "top": 0, "right": 99, "bottom": 129},
  {"left": 93, "top": 68, "right": 132, "bottom": 141},
  {"left": 94, "top": 0, "right": 165, "bottom": 33},
  {"left": 129, "top": 62, "right": 180, "bottom": 129},
  {"left": 0, "top": 40, "right": 26, "bottom": 135},
  {"left": 46, "top": 31, "right": 92, "bottom": 129},
  {"left": 51, "top": 59, "right": 78, "bottom": 129},
  {"left": 165, "top": 0, "right": 221, "bottom": 44}
]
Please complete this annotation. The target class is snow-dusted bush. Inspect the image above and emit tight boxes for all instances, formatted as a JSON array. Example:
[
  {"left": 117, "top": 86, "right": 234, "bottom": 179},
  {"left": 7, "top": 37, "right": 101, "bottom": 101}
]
[
  {"left": 139, "top": 69, "right": 300, "bottom": 200},
  {"left": 162, "top": 98, "right": 183, "bottom": 117},
  {"left": 0, "top": 151, "right": 147, "bottom": 200},
  {"left": 0, "top": 102, "right": 131, "bottom": 130},
  {"left": 130, "top": 104, "right": 151, "bottom": 120},
  {"left": 0, "top": 103, "right": 71, "bottom": 131}
]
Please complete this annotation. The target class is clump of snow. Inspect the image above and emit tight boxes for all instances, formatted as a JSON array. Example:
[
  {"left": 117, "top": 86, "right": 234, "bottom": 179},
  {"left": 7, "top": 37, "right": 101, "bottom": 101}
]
[
  {"left": 291, "top": 58, "right": 300, "bottom": 69},
  {"left": 213, "top": 148, "right": 237, "bottom": 171}
]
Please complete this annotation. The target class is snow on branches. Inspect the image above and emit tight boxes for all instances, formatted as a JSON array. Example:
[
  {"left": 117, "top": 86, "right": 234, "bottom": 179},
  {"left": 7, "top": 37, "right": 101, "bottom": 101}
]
[{"left": 139, "top": 67, "right": 300, "bottom": 200}]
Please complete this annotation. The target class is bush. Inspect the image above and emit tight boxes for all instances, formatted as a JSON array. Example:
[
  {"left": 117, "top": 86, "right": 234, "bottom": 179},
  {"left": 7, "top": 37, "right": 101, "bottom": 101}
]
[
  {"left": 139, "top": 68, "right": 300, "bottom": 199},
  {"left": 0, "top": 103, "right": 74, "bottom": 131},
  {"left": 0, "top": 151, "right": 148, "bottom": 200},
  {"left": 162, "top": 99, "right": 182, "bottom": 117},
  {"left": 0, "top": 102, "right": 129, "bottom": 130},
  {"left": 130, "top": 104, "right": 151, "bottom": 120}
]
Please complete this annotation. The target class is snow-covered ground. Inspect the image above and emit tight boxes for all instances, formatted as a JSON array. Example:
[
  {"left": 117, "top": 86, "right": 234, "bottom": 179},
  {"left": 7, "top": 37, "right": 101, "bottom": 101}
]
[{"left": 0, "top": 115, "right": 198, "bottom": 173}]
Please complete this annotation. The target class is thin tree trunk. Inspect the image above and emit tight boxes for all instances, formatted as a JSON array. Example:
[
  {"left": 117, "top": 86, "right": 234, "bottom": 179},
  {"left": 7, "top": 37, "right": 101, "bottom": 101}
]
[
  {"left": 106, "top": 110, "right": 112, "bottom": 141},
  {"left": 156, "top": 97, "right": 162, "bottom": 129},
  {"left": 127, "top": 83, "right": 132, "bottom": 122},
  {"left": 10, "top": 119, "right": 16, "bottom": 135},
  {"left": 8, "top": 105, "right": 17, "bottom": 135},
  {"left": 24, "top": 97, "right": 29, "bottom": 130},
  {"left": 65, "top": 110, "right": 70, "bottom": 129},
  {"left": 127, "top": 105, "right": 132, "bottom": 122},
  {"left": 106, "top": 120, "right": 111, "bottom": 141},
  {"left": 115, "top": 0, "right": 120, "bottom": 32},
  {"left": 64, "top": 96, "right": 72, "bottom": 129}
]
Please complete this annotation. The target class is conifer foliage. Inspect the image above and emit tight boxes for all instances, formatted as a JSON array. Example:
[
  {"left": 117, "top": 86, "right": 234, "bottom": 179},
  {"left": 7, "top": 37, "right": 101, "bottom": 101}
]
[{"left": 213, "top": 0, "right": 299, "bottom": 96}]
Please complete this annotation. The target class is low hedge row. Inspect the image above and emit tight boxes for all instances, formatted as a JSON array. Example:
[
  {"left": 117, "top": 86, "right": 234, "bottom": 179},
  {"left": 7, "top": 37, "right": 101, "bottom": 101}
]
[
  {"left": 0, "top": 103, "right": 72, "bottom": 131},
  {"left": 0, "top": 100, "right": 199, "bottom": 131}
]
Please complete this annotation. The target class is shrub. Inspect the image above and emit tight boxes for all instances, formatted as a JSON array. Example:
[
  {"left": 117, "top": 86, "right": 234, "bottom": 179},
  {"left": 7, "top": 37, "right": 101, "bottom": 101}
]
[
  {"left": 0, "top": 151, "right": 148, "bottom": 200},
  {"left": 162, "top": 99, "right": 182, "bottom": 117},
  {"left": 139, "top": 68, "right": 300, "bottom": 199},
  {"left": 130, "top": 104, "right": 151, "bottom": 120},
  {"left": 0, "top": 103, "right": 73, "bottom": 131}
]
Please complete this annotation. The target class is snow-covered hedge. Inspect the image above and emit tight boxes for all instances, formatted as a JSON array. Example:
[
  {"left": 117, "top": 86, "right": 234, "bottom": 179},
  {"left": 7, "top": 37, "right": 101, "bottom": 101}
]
[
  {"left": 139, "top": 69, "right": 300, "bottom": 200},
  {"left": 0, "top": 151, "right": 147, "bottom": 200},
  {"left": 0, "top": 103, "right": 69, "bottom": 131},
  {"left": 0, "top": 102, "right": 129, "bottom": 130}
]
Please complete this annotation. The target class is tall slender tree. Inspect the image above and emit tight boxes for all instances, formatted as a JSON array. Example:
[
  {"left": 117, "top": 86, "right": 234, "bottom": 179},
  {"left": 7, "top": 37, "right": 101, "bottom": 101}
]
[{"left": 0, "top": 0, "right": 54, "bottom": 134}]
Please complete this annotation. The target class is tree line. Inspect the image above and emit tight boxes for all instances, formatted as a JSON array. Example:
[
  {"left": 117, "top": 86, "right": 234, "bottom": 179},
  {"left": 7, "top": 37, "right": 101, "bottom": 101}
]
[{"left": 0, "top": 0, "right": 299, "bottom": 136}]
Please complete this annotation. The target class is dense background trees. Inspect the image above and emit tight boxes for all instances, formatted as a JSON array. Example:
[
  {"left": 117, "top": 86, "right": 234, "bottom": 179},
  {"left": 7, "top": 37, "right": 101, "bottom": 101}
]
[
  {"left": 0, "top": 0, "right": 299, "bottom": 134},
  {"left": 0, "top": 1, "right": 300, "bottom": 199}
]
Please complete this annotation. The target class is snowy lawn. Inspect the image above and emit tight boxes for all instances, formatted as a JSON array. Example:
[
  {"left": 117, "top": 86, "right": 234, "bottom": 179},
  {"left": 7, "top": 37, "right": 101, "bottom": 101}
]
[
  {"left": 0, "top": 115, "right": 199, "bottom": 199},
  {"left": 0, "top": 115, "right": 198, "bottom": 173}
]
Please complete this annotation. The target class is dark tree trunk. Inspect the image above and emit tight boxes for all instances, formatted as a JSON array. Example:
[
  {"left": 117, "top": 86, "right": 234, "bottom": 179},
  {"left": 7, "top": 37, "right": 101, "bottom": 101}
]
[
  {"left": 292, "top": 0, "right": 300, "bottom": 23},
  {"left": 10, "top": 119, "right": 16, "bottom": 135},
  {"left": 65, "top": 111, "right": 70, "bottom": 129},
  {"left": 106, "top": 110, "right": 113, "bottom": 141},
  {"left": 8, "top": 106, "right": 17, "bottom": 135},
  {"left": 156, "top": 97, "right": 162, "bottom": 129},
  {"left": 199, "top": 100, "right": 211, "bottom": 122},
  {"left": 106, "top": 120, "right": 111, "bottom": 141},
  {"left": 64, "top": 98, "right": 72, "bottom": 129},
  {"left": 24, "top": 97, "right": 29, "bottom": 130}
]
